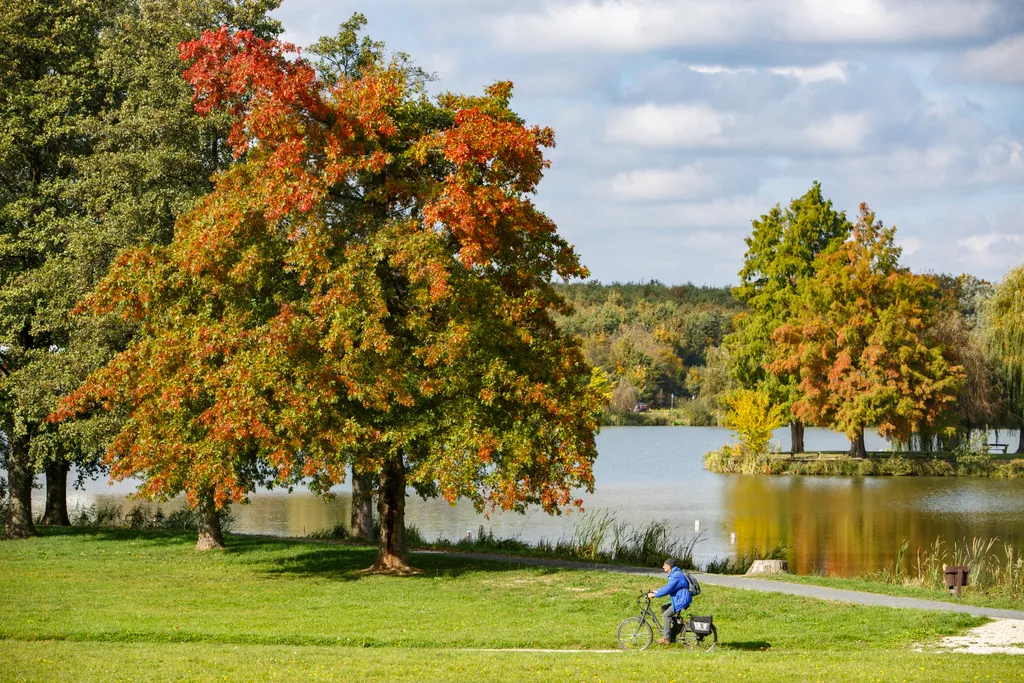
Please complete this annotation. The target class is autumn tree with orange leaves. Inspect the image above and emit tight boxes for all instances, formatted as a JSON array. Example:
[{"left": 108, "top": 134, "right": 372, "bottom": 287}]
[
  {"left": 53, "top": 21, "right": 601, "bottom": 569},
  {"left": 769, "top": 205, "right": 963, "bottom": 457}
]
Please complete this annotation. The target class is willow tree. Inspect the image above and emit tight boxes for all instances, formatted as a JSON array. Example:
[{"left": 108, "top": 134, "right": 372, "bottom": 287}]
[
  {"left": 984, "top": 264, "right": 1024, "bottom": 453},
  {"left": 56, "top": 26, "right": 601, "bottom": 568},
  {"left": 727, "top": 182, "right": 851, "bottom": 454},
  {"left": 770, "top": 205, "right": 963, "bottom": 457}
]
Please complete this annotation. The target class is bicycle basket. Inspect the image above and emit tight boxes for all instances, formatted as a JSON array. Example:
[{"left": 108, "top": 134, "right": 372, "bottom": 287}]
[{"left": 690, "top": 616, "right": 713, "bottom": 634}]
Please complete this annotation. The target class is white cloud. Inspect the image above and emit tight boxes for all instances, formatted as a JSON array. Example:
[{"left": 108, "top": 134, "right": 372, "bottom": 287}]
[
  {"left": 898, "top": 236, "right": 924, "bottom": 256},
  {"left": 893, "top": 202, "right": 1024, "bottom": 279},
  {"left": 958, "top": 233, "right": 1004, "bottom": 253},
  {"left": 605, "top": 103, "right": 873, "bottom": 153},
  {"left": 939, "top": 33, "right": 1024, "bottom": 83},
  {"left": 769, "top": 61, "right": 852, "bottom": 84},
  {"left": 680, "top": 61, "right": 852, "bottom": 83},
  {"left": 606, "top": 104, "right": 728, "bottom": 147},
  {"left": 802, "top": 113, "right": 871, "bottom": 151},
  {"left": 609, "top": 165, "right": 717, "bottom": 200},
  {"left": 954, "top": 232, "right": 1024, "bottom": 271},
  {"left": 785, "top": 0, "right": 997, "bottom": 43},
  {"left": 687, "top": 64, "right": 756, "bottom": 76},
  {"left": 974, "top": 138, "right": 1024, "bottom": 181},
  {"left": 815, "top": 140, "right": 1024, "bottom": 196},
  {"left": 493, "top": 0, "right": 1001, "bottom": 53}
]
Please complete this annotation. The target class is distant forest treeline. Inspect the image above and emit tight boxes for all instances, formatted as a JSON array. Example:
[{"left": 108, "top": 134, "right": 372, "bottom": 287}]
[
  {"left": 553, "top": 280, "right": 743, "bottom": 421},
  {"left": 554, "top": 274, "right": 995, "bottom": 427}
]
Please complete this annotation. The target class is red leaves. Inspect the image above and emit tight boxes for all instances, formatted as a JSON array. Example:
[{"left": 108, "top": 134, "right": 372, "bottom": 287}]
[{"left": 180, "top": 28, "right": 325, "bottom": 155}]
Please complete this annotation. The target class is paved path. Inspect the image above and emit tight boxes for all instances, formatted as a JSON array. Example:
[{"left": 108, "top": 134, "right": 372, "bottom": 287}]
[{"left": 415, "top": 550, "right": 1024, "bottom": 620}]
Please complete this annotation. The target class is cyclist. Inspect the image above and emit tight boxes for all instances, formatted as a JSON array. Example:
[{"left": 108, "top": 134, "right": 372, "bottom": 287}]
[{"left": 646, "top": 556, "right": 693, "bottom": 644}]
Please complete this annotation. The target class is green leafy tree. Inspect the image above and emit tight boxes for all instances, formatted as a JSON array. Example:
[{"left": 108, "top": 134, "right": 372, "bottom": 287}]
[
  {"left": 305, "top": 13, "right": 415, "bottom": 542},
  {"left": 726, "top": 182, "right": 851, "bottom": 453},
  {"left": 770, "top": 205, "right": 964, "bottom": 457},
  {"left": 983, "top": 263, "right": 1024, "bottom": 452},
  {"left": 6, "top": 0, "right": 282, "bottom": 536},
  {"left": 0, "top": 0, "right": 126, "bottom": 539}
]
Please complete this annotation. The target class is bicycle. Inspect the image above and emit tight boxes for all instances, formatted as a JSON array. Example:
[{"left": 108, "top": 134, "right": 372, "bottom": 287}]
[{"left": 616, "top": 593, "right": 718, "bottom": 652}]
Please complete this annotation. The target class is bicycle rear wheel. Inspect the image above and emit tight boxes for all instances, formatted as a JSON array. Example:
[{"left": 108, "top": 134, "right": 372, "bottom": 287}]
[
  {"left": 681, "top": 624, "right": 717, "bottom": 652},
  {"left": 616, "top": 617, "right": 653, "bottom": 650}
]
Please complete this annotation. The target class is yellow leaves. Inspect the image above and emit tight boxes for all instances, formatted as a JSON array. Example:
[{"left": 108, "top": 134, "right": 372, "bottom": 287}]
[
  {"left": 587, "top": 368, "right": 614, "bottom": 403},
  {"left": 725, "top": 390, "right": 787, "bottom": 457}
]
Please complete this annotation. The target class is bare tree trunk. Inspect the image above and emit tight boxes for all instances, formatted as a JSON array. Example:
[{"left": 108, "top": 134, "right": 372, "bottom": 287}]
[
  {"left": 195, "top": 490, "right": 224, "bottom": 550},
  {"left": 350, "top": 472, "right": 374, "bottom": 540},
  {"left": 790, "top": 421, "right": 805, "bottom": 455},
  {"left": 3, "top": 433, "right": 36, "bottom": 540},
  {"left": 1017, "top": 426, "right": 1024, "bottom": 455},
  {"left": 849, "top": 429, "right": 867, "bottom": 459},
  {"left": 41, "top": 459, "right": 71, "bottom": 526},
  {"left": 369, "top": 455, "right": 415, "bottom": 573}
]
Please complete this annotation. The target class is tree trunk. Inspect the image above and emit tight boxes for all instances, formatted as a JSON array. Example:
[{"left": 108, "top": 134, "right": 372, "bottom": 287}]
[
  {"left": 195, "top": 490, "right": 225, "bottom": 550},
  {"left": 369, "top": 454, "right": 416, "bottom": 573},
  {"left": 849, "top": 429, "right": 867, "bottom": 459},
  {"left": 790, "top": 421, "right": 805, "bottom": 455},
  {"left": 1017, "top": 426, "right": 1024, "bottom": 455},
  {"left": 41, "top": 459, "right": 71, "bottom": 526},
  {"left": 3, "top": 433, "right": 36, "bottom": 540},
  {"left": 350, "top": 472, "right": 375, "bottom": 540}
]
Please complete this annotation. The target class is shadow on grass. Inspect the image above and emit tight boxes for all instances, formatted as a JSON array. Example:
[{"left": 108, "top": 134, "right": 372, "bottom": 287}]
[
  {"left": 35, "top": 524, "right": 197, "bottom": 548},
  {"left": 33, "top": 525, "right": 562, "bottom": 582},
  {"left": 259, "top": 545, "right": 559, "bottom": 582},
  {"left": 720, "top": 641, "right": 772, "bottom": 651}
]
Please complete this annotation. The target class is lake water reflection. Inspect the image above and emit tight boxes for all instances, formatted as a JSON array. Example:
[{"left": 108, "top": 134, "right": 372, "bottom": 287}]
[{"left": 51, "top": 425, "right": 1024, "bottom": 575}]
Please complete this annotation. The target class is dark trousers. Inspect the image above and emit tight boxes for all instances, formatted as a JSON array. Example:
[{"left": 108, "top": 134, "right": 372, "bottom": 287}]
[{"left": 661, "top": 604, "right": 677, "bottom": 641}]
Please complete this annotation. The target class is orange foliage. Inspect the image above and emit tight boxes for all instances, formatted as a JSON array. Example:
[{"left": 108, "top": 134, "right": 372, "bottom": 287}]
[
  {"left": 52, "top": 28, "right": 600, "bottom": 516},
  {"left": 768, "top": 204, "right": 963, "bottom": 443}
]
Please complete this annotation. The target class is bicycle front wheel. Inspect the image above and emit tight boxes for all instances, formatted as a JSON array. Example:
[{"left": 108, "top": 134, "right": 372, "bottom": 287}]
[
  {"left": 616, "top": 617, "right": 653, "bottom": 650},
  {"left": 681, "top": 624, "right": 717, "bottom": 652}
]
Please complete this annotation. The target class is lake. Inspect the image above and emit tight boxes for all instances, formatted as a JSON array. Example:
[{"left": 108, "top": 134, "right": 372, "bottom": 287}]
[{"left": 44, "top": 425, "right": 1024, "bottom": 575}]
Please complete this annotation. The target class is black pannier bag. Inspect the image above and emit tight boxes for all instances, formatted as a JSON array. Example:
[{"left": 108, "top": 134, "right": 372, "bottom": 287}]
[{"left": 690, "top": 615, "right": 713, "bottom": 634}]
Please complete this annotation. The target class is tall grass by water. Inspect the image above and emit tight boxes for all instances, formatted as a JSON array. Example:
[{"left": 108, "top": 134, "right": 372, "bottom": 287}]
[
  {"left": 881, "top": 536, "right": 1024, "bottom": 601},
  {"left": 66, "top": 501, "right": 235, "bottom": 533},
  {"left": 61, "top": 501, "right": 778, "bottom": 574},
  {"left": 404, "top": 512, "right": 706, "bottom": 569},
  {"left": 401, "top": 510, "right": 787, "bottom": 574}
]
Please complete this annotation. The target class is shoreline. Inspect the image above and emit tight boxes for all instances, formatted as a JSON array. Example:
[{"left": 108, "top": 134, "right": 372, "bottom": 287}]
[{"left": 703, "top": 448, "right": 1024, "bottom": 477}]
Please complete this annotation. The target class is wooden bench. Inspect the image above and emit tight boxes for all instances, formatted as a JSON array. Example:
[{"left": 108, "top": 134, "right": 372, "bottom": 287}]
[{"left": 986, "top": 443, "right": 1009, "bottom": 454}]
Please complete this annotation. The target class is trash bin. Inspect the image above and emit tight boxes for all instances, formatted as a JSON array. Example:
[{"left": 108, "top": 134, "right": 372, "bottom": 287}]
[{"left": 943, "top": 565, "right": 970, "bottom": 597}]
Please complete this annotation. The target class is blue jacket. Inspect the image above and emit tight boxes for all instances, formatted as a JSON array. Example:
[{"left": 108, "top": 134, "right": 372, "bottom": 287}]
[{"left": 653, "top": 567, "right": 693, "bottom": 612}]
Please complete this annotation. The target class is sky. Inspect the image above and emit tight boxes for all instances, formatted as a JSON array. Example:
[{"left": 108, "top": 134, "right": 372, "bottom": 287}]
[{"left": 271, "top": 0, "right": 1024, "bottom": 286}]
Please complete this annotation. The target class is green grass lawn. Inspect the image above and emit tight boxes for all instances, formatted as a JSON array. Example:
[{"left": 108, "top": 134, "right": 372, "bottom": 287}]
[{"left": 0, "top": 527, "right": 1020, "bottom": 682}]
